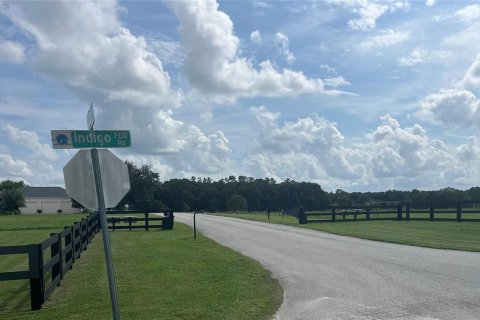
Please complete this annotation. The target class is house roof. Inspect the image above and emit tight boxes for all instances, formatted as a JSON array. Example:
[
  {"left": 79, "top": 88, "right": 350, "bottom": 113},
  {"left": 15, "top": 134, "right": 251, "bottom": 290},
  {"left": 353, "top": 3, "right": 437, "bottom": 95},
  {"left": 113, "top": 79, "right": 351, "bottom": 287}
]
[{"left": 22, "top": 186, "right": 69, "bottom": 198}]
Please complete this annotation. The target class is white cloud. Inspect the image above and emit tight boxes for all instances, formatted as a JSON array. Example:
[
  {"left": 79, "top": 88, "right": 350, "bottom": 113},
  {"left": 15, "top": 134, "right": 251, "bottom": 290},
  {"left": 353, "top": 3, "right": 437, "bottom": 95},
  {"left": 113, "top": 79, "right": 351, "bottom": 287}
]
[
  {"left": 425, "top": 0, "right": 436, "bottom": 7},
  {"left": 328, "top": 0, "right": 409, "bottom": 31},
  {"left": 1, "top": 0, "right": 233, "bottom": 178},
  {"left": 1, "top": 1, "right": 182, "bottom": 110},
  {"left": 251, "top": 1, "right": 271, "bottom": 9},
  {"left": 462, "top": 53, "right": 480, "bottom": 91},
  {"left": 457, "top": 136, "right": 480, "bottom": 162},
  {"left": 250, "top": 30, "right": 262, "bottom": 44},
  {"left": 454, "top": 4, "right": 480, "bottom": 23},
  {"left": 348, "top": 1, "right": 389, "bottom": 31},
  {"left": 0, "top": 40, "right": 25, "bottom": 64},
  {"left": 366, "top": 115, "right": 457, "bottom": 179},
  {"left": 274, "top": 32, "right": 295, "bottom": 65},
  {"left": 418, "top": 89, "right": 480, "bottom": 127},
  {"left": 3, "top": 124, "right": 57, "bottom": 160},
  {"left": 148, "top": 40, "right": 185, "bottom": 67},
  {"left": 398, "top": 47, "right": 450, "bottom": 66},
  {"left": 245, "top": 107, "right": 469, "bottom": 190},
  {"left": 166, "top": 0, "right": 332, "bottom": 102},
  {"left": 247, "top": 106, "right": 365, "bottom": 182},
  {"left": 324, "top": 76, "right": 350, "bottom": 88},
  {"left": 0, "top": 154, "right": 32, "bottom": 177},
  {"left": 358, "top": 29, "right": 410, "bottom": 51}
]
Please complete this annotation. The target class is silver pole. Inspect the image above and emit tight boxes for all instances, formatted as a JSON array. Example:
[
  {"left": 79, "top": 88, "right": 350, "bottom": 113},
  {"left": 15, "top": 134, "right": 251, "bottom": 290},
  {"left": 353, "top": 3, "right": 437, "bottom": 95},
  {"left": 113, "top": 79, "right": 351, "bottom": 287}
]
[{"left": 91, "top": 148, "right": 121, "bottom": 320}]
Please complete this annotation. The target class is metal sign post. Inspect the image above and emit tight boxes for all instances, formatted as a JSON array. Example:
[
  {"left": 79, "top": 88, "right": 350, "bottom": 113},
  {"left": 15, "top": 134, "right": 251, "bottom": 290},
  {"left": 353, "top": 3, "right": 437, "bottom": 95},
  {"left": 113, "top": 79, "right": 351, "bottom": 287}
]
[
  {"left": 52, "top": 103, "right": 130, "bottom": 320},
  {"left": 91, "top": 147, "right": 121, "bottom": 320},
  {"left": 88, "top": 104, "right": 120, "bottom": 320}
]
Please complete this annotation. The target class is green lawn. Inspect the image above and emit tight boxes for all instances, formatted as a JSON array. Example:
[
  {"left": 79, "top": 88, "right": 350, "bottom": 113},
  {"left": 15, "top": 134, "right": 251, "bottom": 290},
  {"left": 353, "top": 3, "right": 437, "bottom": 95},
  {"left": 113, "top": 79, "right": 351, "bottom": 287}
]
[
  {"left": 0, "top": 215, "right": 282, "bottom": 320},
  {"left": 213, "top": 212, "right": 480, "bottom": 252}
]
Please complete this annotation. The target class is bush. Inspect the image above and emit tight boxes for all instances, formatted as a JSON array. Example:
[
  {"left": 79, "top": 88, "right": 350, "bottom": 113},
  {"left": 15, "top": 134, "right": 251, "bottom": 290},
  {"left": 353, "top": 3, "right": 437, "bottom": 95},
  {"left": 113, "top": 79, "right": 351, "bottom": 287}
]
[
  {"left": 57, "top": 209, "right": 62, "bottom": 213},
  {"left": 37, "top": 209, "right": 42, "bottom": 214}
]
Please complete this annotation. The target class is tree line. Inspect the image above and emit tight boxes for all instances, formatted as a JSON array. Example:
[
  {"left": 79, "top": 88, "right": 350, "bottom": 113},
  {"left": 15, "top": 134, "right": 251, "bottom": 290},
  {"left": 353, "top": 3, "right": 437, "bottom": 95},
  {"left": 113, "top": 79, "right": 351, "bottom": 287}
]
[
  {"left": 2, "top": 161, "right": 480, "bottom": 214},
  {"left": 119, "top": 162, "right": 480, "bottom": 212}
]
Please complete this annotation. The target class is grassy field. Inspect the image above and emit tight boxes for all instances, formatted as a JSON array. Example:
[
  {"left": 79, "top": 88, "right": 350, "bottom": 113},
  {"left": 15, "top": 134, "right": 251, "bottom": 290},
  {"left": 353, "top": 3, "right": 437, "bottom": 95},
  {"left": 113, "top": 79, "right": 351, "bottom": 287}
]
[
  {"left": 213, "top": 212, "right": 480, "bottom": 252},
  {"left": 0, "top": 214, "right": 282, "bottom": 320}
]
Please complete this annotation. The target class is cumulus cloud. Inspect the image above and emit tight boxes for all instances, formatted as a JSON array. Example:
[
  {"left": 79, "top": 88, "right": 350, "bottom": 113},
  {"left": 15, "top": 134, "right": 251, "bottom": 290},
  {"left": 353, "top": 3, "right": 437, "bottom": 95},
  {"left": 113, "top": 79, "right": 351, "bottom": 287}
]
[
  {"left": 166, "top": 0, "right": 336, "bottom": 102},
  {"left": 418, "top": 89, "right": 480, "bottom": 127},
  {"left": 0, "top": 40, "right": 25, "bottom": 64},
  {"left": 397, "top": 47, "right": 450, "bottom": 66},
  {"left": 454, "top": 4, "right": 480, "bottom": 23},
  {"left": 358, "top": 29, "right": 410, "bottom": 51},
  {"left": 1, "top": 0, "right": 232, "bottom": 178},
  {"left": 250, "top": 30, "right": 262, "bottom": 43},
  {"left": 274, "top": 32, "right": 295, "bottom": 65},
  {"left": 366, "top": 115, "right": 457, "bottom": 179},
  {"left": 462, "top": 53, "right": 480, "bottom": 91},
  {"left": 247, "top": 106, "right": 365, "bottom": 182},
  {"left": 245, "top": 107, "right": 469, "bottom": 190},
  {"left": 3, "top": 124, "right": 57, "bottom": 160},
  {"left": 457, "top": 136, "right": 480, "bottom": 162},
  {"left": 0, "top": 154, "right": 32, "bottom": 178},
  {"left": 425, "top": 0, "right": 436, "bottom": 7}
]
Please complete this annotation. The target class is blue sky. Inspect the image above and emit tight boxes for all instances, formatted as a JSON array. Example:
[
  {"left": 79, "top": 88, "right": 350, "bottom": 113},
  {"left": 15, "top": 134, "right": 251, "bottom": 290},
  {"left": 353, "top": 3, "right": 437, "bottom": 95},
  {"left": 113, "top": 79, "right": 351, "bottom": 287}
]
[{"left": 1, "top": 0, "right": 480, "bottom": 192}]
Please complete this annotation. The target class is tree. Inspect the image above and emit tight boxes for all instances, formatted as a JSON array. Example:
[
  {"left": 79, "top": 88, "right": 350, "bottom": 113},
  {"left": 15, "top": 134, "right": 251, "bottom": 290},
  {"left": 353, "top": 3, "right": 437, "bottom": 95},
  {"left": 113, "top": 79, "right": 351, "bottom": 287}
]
[
  {"left": 226, "top": 194, "right": 248, "bottom": 212},
  {"left": 0, "top": 180, "right": 25, "bottom": 214},
  {"left": 118, "top": 161, "right": 165, "bottom": 212}
]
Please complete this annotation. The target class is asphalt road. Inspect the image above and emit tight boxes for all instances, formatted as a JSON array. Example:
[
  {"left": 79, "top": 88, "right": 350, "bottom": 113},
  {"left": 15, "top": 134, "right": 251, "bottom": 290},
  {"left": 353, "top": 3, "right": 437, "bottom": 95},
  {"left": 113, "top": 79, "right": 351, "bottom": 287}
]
[{"left": 174, "top": 213, "right": 480, "bottom": 320}]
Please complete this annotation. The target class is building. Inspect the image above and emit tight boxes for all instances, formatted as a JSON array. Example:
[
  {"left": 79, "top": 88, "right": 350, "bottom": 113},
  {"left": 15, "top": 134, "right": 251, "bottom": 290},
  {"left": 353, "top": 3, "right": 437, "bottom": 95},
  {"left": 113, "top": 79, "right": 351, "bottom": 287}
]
[{"left": 20, "top": 186, "right": 81, "bottom": 214}]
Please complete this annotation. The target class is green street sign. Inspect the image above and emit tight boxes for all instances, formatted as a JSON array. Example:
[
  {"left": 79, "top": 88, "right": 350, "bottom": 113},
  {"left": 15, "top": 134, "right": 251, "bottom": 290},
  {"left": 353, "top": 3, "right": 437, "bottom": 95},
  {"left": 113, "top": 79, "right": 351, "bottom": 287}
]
[{"left": 51, "top": 130, "right": 131, "bottom": 149}]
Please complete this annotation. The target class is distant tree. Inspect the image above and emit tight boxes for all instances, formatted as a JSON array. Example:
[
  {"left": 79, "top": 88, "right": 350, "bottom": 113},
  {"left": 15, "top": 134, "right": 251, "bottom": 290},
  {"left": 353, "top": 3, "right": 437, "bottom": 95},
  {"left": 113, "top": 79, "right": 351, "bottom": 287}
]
[
  {"left": 0, "top": 180, "right": 25, "bottom": 214},
  {"left": 118, "top": 161, "right": 164, "bottom": 212},
  {"left": 226, "top": 194, "right": 248, "bottom": 212}
]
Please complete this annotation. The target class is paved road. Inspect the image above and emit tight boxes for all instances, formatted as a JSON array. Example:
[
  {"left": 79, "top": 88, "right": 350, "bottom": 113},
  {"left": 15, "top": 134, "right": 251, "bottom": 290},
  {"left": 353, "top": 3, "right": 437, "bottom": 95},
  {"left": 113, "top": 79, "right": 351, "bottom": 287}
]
[{"left": 174, "top": 213, "right": 480, "bottom": 320}]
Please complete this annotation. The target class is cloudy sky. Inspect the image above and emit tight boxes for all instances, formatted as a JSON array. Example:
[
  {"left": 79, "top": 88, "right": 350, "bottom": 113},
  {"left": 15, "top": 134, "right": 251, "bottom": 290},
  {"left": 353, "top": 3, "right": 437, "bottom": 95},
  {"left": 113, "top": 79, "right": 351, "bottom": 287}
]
[{"left": 1, "top": 0, "right": 480, "bottom": 192}]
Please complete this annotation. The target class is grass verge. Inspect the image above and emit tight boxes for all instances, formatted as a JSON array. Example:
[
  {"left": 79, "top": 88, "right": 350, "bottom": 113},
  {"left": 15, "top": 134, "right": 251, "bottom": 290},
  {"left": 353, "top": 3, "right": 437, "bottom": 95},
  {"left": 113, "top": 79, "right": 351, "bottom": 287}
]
[
  {"left": 212, "top": 212, "right": 480, "bottom": 252},
  {"left": 0, "top": 215, "right": 282, "bottom": 320}
]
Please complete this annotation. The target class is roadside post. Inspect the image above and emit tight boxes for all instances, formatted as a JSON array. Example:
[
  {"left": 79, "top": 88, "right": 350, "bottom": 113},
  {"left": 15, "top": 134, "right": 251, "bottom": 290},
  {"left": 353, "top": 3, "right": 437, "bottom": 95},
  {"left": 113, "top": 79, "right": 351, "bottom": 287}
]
[
  {"left": 193, "top": 211, "right": 203, "bottom": 239},
  {"left": 51, "top": 104, "right": 131, "bottom": 320}
]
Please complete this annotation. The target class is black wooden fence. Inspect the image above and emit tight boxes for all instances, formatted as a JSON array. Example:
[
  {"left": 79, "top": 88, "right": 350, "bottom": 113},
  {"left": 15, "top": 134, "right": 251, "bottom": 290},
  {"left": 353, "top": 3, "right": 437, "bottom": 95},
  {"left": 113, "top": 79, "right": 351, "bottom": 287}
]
[
  {"left": 287, "top": 201, "right": 480, "bottom": 224},
  {"left": 107, "top": 210, "right": 174, "bottom": 231},
  {"left": 0, "top": 212, "right": 100, "bottom": 310}
]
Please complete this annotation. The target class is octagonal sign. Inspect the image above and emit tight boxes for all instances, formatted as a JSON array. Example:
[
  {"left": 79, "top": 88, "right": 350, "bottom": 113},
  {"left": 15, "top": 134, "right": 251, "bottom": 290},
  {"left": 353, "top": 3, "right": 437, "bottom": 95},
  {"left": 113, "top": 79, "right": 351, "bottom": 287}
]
[{"left": 63, "top": 149, "right": 130, "bottom": 210}]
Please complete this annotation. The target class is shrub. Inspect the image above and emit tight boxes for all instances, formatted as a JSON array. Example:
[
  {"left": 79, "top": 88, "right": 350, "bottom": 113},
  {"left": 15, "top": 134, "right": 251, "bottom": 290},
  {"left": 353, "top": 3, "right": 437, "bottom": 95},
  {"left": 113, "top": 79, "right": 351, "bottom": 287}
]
[
  {"left": 57, "top": 209, "right": 62, "bottom": 213},
  {"left": 37, "top": 209, "right": 42, "bottom": 214}
]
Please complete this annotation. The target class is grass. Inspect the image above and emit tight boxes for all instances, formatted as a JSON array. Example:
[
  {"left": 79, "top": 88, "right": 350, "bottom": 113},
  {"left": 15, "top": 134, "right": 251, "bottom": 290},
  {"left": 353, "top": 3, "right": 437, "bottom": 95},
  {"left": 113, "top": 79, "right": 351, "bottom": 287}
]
[
  {"left": 213, "top": 212, "right": 480, "bottom": 252},
  {"left": 0, "top": 214, "right": 282, "bottom": 320}
]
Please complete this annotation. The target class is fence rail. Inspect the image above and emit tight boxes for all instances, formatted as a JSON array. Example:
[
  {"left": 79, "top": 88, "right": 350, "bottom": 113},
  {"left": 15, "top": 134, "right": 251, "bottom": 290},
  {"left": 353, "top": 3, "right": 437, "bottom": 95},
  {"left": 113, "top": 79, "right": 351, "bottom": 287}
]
[
  {"left": 287, "top": 201, "right": 480, "bottom": 224},
  {"left": 0, "top": 210, "right": 175, "bottom": 311},
  {"left": 106, "top": 210, "right": 174, "bottom": 231},
  {"left": 0, "top": 212, "right": 100, "bottom": 310}
]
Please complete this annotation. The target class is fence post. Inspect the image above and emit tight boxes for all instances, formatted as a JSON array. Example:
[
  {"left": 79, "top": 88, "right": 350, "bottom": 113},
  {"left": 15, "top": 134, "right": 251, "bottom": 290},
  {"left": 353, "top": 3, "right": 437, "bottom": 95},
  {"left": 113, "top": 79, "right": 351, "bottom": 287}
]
[
  {"left": 128, "top": 216, "right": 132, "bottom": 231},
  {"left": 406, "top": 203, "right": 410, "bottom": 221},
  {"left": 456, "top": 202, "right": 462, "bottom": 222},
  {"left": 145, "top": 212, "right": 149, "bottom": 231},
  {"left": 29, "top": 244, "right": 44, "bottom": 310},
  {"left": 397, "top": 204, "right": 402, "bottom": 221},
  {"left": 50, "top": 233, "right": 62, "bottom": 283},
  {"left": 429, "top": 203, "right": 434, "bottom": 221},
  {"left": 331, "top": 207, "right": 336, "bottom": 222},
  {"left": 298, "top": 207, "right": 307, "bottom": 224},
  {"left": 65, "top": 226, "right": 74, "bottom": 267},
  {"left": 366, "top": 207, "right": 370, "bottom": 220}
]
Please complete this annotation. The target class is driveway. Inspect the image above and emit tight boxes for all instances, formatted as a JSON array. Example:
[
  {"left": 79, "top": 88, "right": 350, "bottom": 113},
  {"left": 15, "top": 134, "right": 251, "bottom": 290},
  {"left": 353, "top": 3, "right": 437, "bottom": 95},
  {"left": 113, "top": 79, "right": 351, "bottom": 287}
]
[{"left": 174, "top": 213, "right": 480, "bottom": 320}]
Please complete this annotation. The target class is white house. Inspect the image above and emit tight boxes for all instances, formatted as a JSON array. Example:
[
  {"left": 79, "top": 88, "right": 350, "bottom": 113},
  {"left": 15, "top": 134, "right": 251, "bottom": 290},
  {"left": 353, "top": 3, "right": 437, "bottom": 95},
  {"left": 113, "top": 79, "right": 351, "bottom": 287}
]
[{"left": 20, "top": 186, "right": 81, "bottom": 214}]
